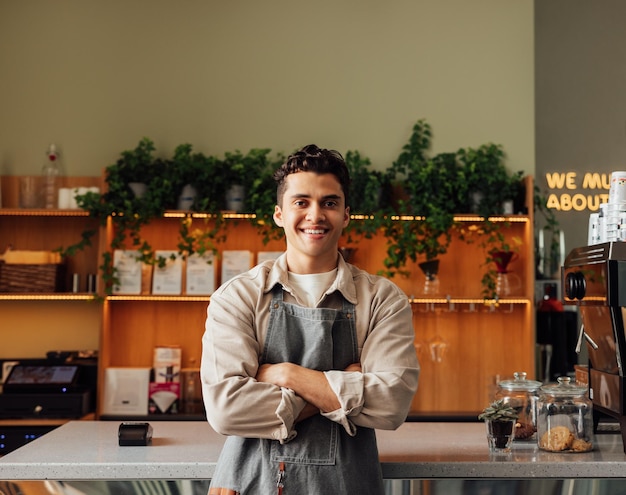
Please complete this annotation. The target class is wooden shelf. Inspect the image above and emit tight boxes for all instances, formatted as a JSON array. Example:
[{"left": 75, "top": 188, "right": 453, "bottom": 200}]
[{"left": 0, "top": 174, "right": 536, "bottom": 418}]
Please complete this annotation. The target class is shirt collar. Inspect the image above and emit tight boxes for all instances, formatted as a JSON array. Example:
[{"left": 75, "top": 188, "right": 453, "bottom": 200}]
[{"left": 264, "top": 252, "right": 358, "bottom": 305}]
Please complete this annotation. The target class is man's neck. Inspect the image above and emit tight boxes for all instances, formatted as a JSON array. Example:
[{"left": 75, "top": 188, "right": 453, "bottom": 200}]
[{"left": 285, "top": 252, "right": 338, "bottom": 275}]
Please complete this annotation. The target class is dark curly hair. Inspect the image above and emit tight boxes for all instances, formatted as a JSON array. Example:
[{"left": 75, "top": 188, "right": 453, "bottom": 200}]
[{"left": 274, "top": 144, "right": 351, "bottom": 207}]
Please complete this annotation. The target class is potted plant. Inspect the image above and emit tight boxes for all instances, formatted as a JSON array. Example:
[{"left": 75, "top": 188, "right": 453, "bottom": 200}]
[
  {"left": 382, "top": 120, "right": 463, "bottom": 279},
  {"left": 457, "top": 143, "right": 524, "bottom": 216},
  {"left": 216, "top": 148, "right": 273, "bottom": 212},
  {"left": 479, "top": 399, "right": 519, "bottom": 452},
  {"left": 108, "top": 137, "right": 157, "bottom": 198}
]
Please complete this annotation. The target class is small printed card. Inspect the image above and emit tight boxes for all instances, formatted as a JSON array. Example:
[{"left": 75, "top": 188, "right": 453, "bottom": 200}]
[
  {"left": 257, "top": 251, "right": 284, "bottom": 264},
  {"left": 221, "top": 250, "right": 252, "bottom": 285},
  {"left": 112, "top": 250, "right": 143, "bottom": 295},
  {"left": 185, "top": 252, "right": 216, "bottom": 295},
  {"left": 152, "top": 250, "right": 183, "bottom": 295}
]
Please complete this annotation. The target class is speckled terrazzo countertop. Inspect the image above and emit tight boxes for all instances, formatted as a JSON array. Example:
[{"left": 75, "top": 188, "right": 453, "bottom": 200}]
[{"left": 1, "top": 421, "right": 626, "bottom": 480}]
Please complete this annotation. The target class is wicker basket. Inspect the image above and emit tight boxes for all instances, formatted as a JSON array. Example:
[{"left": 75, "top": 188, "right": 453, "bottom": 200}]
[{"left": 0, "top": 263, "right": 66, "bottom": 293}]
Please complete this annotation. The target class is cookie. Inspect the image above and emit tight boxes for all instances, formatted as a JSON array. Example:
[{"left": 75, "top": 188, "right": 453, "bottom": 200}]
[
  {"left": 571, "top": 438, "right": 593, "bottom": 452},
  {"left": 539, "top": 426, "right": 574, "bottom": 451}
]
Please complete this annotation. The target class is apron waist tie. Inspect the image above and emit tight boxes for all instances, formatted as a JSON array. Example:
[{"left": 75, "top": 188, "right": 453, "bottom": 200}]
[{"left": 276, "top": 461, "right": 286, "bottom": 495}]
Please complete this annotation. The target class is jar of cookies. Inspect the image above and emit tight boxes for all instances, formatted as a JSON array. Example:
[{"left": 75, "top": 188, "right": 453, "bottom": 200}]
[
  {"left": 537, "top": 376, "right": 593, "bottom": 453},
  {"left": 496, "top": 371, "right": 541, "bottom": 440}
]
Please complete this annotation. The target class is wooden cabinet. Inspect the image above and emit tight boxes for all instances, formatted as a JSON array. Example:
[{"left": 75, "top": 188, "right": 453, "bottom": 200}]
[{"left": 99, "top": 186, "right": 535, "bottom": 417}]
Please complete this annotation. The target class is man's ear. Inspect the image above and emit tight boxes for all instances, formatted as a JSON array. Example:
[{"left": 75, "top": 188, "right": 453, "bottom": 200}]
[
  {"left": 343, "top": 206, "right": 350, "bottom": 228},
  {"left": 273, "top": 205, "right": 283, "bottom": 227}
]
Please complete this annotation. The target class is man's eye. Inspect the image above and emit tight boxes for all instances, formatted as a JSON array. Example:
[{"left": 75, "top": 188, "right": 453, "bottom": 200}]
[
  {"left": 324, "top": 201, "right": 338, "bottom": 208},
  {"left": 294, "top": 200, "right": 307, "bottom": 207}
]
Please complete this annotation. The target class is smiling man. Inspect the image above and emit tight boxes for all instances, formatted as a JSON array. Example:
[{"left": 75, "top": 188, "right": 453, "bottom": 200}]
[{"left": 201, "top": 144, "right": 420, "bottom": 495}]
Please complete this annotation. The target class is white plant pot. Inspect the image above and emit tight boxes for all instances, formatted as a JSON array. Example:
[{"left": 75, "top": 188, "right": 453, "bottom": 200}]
[
  {"left": 226, "top": 184, "right": 245, "bottom": 212},
  {"left": 177, "top": 184, "right": 197, "bottom": 210},
  {"left": 128, "top": 182, "right": 148, "bottom": 198}
]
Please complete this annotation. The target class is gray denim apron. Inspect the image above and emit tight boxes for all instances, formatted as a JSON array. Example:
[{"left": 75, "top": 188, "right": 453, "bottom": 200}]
[{"left": 209, "top": 285, "right": 384, "bottom": 494}]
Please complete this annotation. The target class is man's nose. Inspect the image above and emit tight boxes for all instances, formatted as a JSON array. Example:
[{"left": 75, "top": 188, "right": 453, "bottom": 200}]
[{"left": 306, "top": 203, "right": 325, "bottom": 221}]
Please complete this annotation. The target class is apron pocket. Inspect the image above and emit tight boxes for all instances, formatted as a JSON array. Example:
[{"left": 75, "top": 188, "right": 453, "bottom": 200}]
[{"left": 270, "top": 417, "right": 337, "bottom": 465}]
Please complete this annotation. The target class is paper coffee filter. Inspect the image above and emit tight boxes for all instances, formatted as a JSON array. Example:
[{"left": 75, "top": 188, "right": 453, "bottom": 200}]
[{"left": 151, "top": 390, "right": 177, "bottom": 412}]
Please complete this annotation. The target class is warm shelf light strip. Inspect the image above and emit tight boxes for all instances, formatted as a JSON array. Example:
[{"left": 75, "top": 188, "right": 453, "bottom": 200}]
[
  {"left": 0, "top": 209, "right": 529, "bottom": 222},
  {"left": 162, "top": 212, "right": 256, "bottom": 219},
  {"left": 0, "top": 294, "right": 96, "bottom": 301},
  {"left": 0, "top": 209, "right": 90, "bottom": 217},
  {"left": 409, "top": 298, "right": 530, "bottom": 304},
  {"left": 107, "top": 295, "right": 211, "bottom": 302}
]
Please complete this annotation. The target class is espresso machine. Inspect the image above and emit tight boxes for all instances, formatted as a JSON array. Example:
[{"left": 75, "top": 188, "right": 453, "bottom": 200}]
[{"left": 563, "top": 242, "right": 626, "bottom": 452}]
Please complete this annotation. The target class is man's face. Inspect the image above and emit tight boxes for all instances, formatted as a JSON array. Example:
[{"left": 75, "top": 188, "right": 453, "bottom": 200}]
[{"left": 273, "top": 171, "right": 350, "bottom": 274}]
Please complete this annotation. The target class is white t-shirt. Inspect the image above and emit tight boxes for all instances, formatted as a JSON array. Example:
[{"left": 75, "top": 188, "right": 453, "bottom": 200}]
[{"left": 288, "top": 269, "right": 337, "bottom": 307}]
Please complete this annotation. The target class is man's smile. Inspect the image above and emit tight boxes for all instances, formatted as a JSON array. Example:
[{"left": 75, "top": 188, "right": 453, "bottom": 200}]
[{"left": 302, "top": 228, "right": 328, "bottom": 235}]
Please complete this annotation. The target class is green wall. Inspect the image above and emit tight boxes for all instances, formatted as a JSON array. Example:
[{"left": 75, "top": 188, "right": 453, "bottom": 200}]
[{"left": 0, "top": 0, "right": 534, "bottom": 177}]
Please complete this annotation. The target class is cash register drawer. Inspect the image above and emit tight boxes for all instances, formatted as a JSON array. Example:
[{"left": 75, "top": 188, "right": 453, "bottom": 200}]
[{"left": 0, "top": 391, "right": 91, "bottom": 419}]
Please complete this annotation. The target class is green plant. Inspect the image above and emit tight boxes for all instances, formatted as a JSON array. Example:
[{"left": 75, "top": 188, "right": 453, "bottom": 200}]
[
  {"left": 246, "top": 151, "right": 285, "bottom": 244},
  {"left": 478, "top": 399, "right": 519, "bottom": 422},
  {"left": 72, "top": 139, "right": 180, "bottom": 292},
  {"left": 169, "top": 144, "right": 222, "bottom": 212},
  {"left": 345, "top": 150, "right": 391, "bottom": 214},
  {"left": 342, "top": 150, "right": 393, "bottom": 243},
  {"left": 382, "top": 120, "right": 461, "bottom": 276},
  {"left": 457, "top": 144, "right": 524, "bottom": 216},
  {"left": 111, "top": 137, "right": 157, "bottom": 186}
]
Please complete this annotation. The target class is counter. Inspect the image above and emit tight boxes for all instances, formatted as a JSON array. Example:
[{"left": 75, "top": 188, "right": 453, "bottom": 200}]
[{"left": 1, "top": 421, "right": 626, "bottom": 480}]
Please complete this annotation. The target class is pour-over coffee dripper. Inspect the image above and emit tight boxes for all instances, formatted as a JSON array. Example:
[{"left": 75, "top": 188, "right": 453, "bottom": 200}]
[
  {"left": 418, "top": 259, "right": 441, "bottom": 296},
  {"left": 491, "top": 250, "right": 521, "bottom": 297}
]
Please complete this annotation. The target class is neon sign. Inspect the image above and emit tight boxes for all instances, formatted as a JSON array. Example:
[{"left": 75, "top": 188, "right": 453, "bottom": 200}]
[{"left": 544, "top": 172, "right": 611, "bottom": 212}]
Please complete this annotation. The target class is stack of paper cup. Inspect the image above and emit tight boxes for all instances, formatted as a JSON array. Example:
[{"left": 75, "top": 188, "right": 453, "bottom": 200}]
[
  {"left": 594, "top": 171, "right": 626, "bottom": 243},
  {"left": 588, "top": 213, "right": 600, "bottom": 245},
  {"left": 604, "top": 203, "right": 626, "bottom": 242},
  {"left": 609, "top": 171, "right": 626, "bottom": 204}
]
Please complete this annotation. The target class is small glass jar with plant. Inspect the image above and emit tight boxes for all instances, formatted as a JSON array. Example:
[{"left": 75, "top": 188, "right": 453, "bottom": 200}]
[{"left": 479, "top": 399, "right": 519, "bottom": 453}]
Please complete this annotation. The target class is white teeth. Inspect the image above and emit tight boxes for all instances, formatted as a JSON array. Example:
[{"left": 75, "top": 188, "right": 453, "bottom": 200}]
[{"left": 304, "top": 229, "right": 325, "bottom": 234}]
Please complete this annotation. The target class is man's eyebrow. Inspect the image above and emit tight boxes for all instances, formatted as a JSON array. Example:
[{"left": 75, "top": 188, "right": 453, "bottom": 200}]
[{"left": 289, "top": 193, "right": 342, "bottom": 201}]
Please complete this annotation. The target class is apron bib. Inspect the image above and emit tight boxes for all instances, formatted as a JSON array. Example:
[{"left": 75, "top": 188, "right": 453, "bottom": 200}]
[{"left": 209, "top": 286, "right": 384, "bottom": 494}]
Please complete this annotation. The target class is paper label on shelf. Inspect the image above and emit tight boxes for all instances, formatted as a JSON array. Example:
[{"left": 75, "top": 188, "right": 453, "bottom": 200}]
[
  {"left": 185, "top": 252, "right": 216, "bottom": 295},
  {"left": 221, "top": 250, "right": 252, "bottom": 285},
  {"left": 257, "top": 251, "right": 284, "bottom": 264},
  {"left": 151, "top": 250, "right": 183, "bottom": 295},
  {"left": 112, "top": 250, "right": 143, "bottom": 295}
]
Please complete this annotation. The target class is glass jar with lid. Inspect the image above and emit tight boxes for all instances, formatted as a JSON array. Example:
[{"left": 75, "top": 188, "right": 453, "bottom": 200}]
[
  {"left": 537, "top": 376, "right": 593, "bottom": 453},
  {"left": 496, "top": 371, "right": 541, "bottom": 440}
]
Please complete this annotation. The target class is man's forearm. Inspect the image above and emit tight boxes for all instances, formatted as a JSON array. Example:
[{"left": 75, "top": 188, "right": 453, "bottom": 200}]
[{"left": 256, "top": 362, "right": 341, "bottom": 413}]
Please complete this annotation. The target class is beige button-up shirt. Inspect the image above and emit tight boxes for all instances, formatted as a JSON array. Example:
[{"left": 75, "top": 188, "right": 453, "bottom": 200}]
[{"left": 201, "top": 253, "right": 420, "bottom": 442}]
